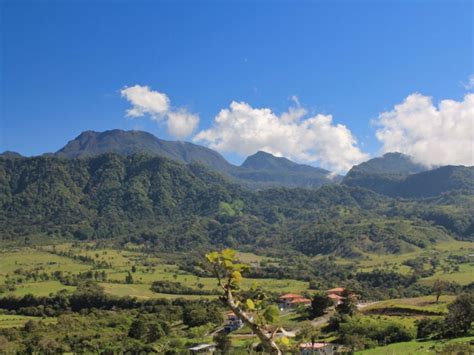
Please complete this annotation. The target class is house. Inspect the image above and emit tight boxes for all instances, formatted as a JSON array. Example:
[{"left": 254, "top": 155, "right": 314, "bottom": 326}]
[
  {"left": 188, "top": 343, "right": 216, "bottom": 354},
  {"left": 327, "top": 293, "right": 343, "bottom": 305},
  {"left": 299, "top": 342, "right": 344, "bottom": 355},
  {"left": 327, "top": 287, "right": 358, "bottom": 305},
  {"left": 224, "top": 311, "right": 243, "bottom": 332},
  {"left": 279, "top": 293, "right": 311, "bottom": 310},
  {"left": 326, "top": 287, "right": 345, "bottom": 296}
]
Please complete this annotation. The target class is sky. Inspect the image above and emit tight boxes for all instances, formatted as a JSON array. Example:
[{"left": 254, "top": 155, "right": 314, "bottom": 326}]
[{"left": 1, "top": 0, "right": 473, "bottom": 173}]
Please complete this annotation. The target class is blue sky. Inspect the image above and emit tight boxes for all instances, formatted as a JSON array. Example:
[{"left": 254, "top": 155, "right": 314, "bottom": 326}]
[{"left": 1, "top": 0, "right": 473, "bottom": 172}]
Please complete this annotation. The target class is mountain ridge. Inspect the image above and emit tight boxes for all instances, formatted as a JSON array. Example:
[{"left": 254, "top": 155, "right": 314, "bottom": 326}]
[
  {"left": 343, "top": 153, "right": 473, "bottom": 198},
  {"left": 54, "top": 129, "right": 338, "bottom": 189}
]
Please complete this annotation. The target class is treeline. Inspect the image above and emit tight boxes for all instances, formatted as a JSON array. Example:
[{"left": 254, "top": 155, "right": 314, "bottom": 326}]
[
  {"left": 150, "top": 280, "right": 218, "bottom": 296},
  {"left": 0, "top": 282, "right": 221, "bottom": 318}
]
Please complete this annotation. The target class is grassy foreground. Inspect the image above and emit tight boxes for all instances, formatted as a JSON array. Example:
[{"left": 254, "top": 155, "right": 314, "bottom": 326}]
[{"left": 356, "top": 336, "right": 474, "bottom": 354}]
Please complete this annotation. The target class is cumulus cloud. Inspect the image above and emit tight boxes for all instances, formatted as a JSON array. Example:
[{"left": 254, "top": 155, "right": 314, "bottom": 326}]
[
  {"left": 375, "top": 93, "right": 474, "bottom": 167},
  {"left": 167, "top": 110, "right": 200, "bottom": 139},
  {"left": 120, "top": 85, "right": 199, "bottom": 139},
  {"left": 194, "top": 101, "right": 368, "bottom": 173}
]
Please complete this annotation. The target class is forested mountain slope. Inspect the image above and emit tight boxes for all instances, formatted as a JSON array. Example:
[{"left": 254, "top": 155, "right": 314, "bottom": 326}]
[{"left": 1, "top": 154, "right": 472, "bottom": 256}]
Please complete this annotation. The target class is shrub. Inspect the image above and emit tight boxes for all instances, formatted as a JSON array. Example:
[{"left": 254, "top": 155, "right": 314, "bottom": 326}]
[{"left": 416, "top": 317, "right": 444, "bottom": 339}]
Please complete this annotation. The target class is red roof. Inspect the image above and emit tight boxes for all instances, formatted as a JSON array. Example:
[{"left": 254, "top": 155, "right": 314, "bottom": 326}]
[
  {"left": 327, "top": 287, "right": 345, "bottom": 293},
  {"left": 328, "top": 293, "right": 343, "bottom": 300},
  {"left": 290, "top": 298, "right": 311, "bottom": 304},
  {"left": 279, "top": 293, "right": 304, "bottom": 299}
]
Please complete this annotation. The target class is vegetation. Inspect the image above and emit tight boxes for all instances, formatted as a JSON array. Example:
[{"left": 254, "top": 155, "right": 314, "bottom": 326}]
[{"left": 0, "top": 148, "right": 472, "bottom": 353}]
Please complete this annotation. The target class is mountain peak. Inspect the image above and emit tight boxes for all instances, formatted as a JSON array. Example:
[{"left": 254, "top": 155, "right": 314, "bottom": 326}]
[
  {"left": 0, "top": 150, "right": 23, "bottom": 159},
  {"left": 346, "top": 152, "right": 427, "bottom": 177},
  {"left": 56, "top": 129, "right": 232, "bottom": 171},
  {"left": 242, "top": 151, "right": 297, "bottom": 170}
]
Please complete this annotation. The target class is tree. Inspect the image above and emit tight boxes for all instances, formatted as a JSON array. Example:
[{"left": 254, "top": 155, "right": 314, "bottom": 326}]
[
  {"left": 416, "top": 317, "right": 443, "bottom": 339},
  {"left": 444, "top": 293, "right": 474, "bottom": 336},
  {"left": 336, "top": 289, "right": 357, "bottom": 316},
  {"left": 296, "top": 321, "right": 320, "bottom": 344},
  {"left": 146, "top": 322, "right": 165, "bottom": 343},
  {"left": 310, "top": 292, "right": 333, "bottom": 318},
  {"left": 206, "top": 249, "right": 284, "bottom": 354},
  {"left": 214, "top": 332, "right": 232, "bottom": 353},
  {"left": 128, "top": 318, "right": 146, "bottom": 339},
  {"left": 125, "top": 272, "right": 134, "bottom": 284},
  {"left": 432, "top": 279, "right": 448, "bottom": 303}
]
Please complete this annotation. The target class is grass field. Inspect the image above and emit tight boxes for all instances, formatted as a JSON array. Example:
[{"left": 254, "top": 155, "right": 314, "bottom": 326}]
[
  {"left": 9, "top": 281, "right": 76, "bottom": 297},
  {"left": 1, "top": 240, "right": 471, "bottom": 303},
  {"left": 361, "top": 295, "right": 455, "bottom": 314},
  {"left": 0, "top": 314, "right": 57, "bottom": 328},
  {"left": 0, "top": 249, "right": 91, "bottom": 284},
  {"left": 422, "top": 263, "right": 474, "bottom": 285},
  {"left": 356, "top": 336, "right": 474, "bottom": 354}
]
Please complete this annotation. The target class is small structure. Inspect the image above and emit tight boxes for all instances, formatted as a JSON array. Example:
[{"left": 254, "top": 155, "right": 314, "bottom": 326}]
[
  {"left": 188, "top": 343, "right": 216, "bottom": 354},
  {"left": 224, "top": 311, "right": 243, "bottom": 332},
  {"left": 279, "top": 293, "right": 311, "bottom": 310},
  {"left": 326, "top": 287, "right": 346, "bottom": 306},
  {"left": 299, "top": 342, "right": 343, "bottom": 355},
  {"left": 326, "top": 287, "right": 345, "bottom": 296},
  {"left": 327, "top": 293, "right": 343, "bottom": 305}
]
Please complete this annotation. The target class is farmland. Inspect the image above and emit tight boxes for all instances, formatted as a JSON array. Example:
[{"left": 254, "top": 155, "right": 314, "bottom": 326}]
[{"left": 0, "top": 240, "right": 472, "bottom": 353}]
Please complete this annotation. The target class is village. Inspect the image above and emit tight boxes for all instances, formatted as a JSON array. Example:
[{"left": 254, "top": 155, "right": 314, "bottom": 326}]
[{"left": 189, "top": 287, "right": 354, "bottom": 354}]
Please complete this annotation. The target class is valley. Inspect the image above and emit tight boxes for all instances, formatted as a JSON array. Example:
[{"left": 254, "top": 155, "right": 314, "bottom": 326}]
[{"left": 0, "top": 133, "right": 472, "bottom": 353}]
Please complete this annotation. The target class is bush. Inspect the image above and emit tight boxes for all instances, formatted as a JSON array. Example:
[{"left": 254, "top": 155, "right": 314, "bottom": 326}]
[
  {"left": 339, "top": 316, "right": 415, "bottom": 348},
  {"left": 150, "top": 280, "right": 216, "bottom": 295},
  {"left": 416, "top": 317, "right": 444, "bottom": 339},
  {"left": 443, "top": 292, "right": 474, "bottom": 337}
]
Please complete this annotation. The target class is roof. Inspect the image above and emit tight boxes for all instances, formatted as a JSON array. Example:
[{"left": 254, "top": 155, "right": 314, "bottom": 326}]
[
  {"left": 328, "top": 293, "right": 343, "bottom": 300},
  {"left": 188, "top": 343, "right": 216, "bottom": 351},
  {"left": 279, "top": 293, "right": 304, "bottom": 299},
  {"left": 300, "top": 342, "right": 328, "bottom": 349},
  {"left": 327, "top": 287, "right": 345, "bottom": 293},
  {"left": 290, "top": 298, "right": 311, "bottom": 304}
]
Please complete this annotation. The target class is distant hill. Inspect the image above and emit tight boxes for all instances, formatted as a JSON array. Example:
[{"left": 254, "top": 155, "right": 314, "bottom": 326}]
[
  {"left": 234, "top": 151, "right": 340, "bottom": 188},
  {"left": 0, "top": 151, "right": 22, "bottom": 159},
  {"left": 397, "top": 165, "right": 474, "bottom": 198},
  {"left": 55, "top": 130, "right": 337, "bottom": 189},
  {"left": 343, "top": 153, "right": 473, "bottom": 198},
  {"left": 345, "top": 152, "right": 427, "bottom": 177}
]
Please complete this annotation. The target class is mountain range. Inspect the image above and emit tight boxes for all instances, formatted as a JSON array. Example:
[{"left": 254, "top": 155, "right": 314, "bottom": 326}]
[
  {"left": 55, "top": 129, "right": 338, "bottom": 189},
  {"left": 2, "top": 129, "right": 473, "bottom": 197},
  {"left": 1, "top": 152, "right": 472, "bottom": 257}
]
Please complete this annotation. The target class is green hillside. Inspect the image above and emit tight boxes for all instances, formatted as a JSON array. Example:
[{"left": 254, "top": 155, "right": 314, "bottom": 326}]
[{"left": 1, "top": 154, "right": 472, "bottom": 256}]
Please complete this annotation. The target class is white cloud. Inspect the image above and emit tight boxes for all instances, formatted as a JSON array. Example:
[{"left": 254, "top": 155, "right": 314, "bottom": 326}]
[
  {"left": 167, "top": 110, "right": 199, "bottom": 139},
  {"left": 194, "top": 101, "right": 368, "bottom": 173},
  {"left": 375, "top": 93, "right": 474, "bottom": 167},
  {"left": 121, "top": 85, "right": 169, "bottom": 119},
  {"left": 462, "top": 75, "right": 474, "bottom": 90},
  {"left": 120, "top": 85, "right": 199, "bottom": 139}
]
